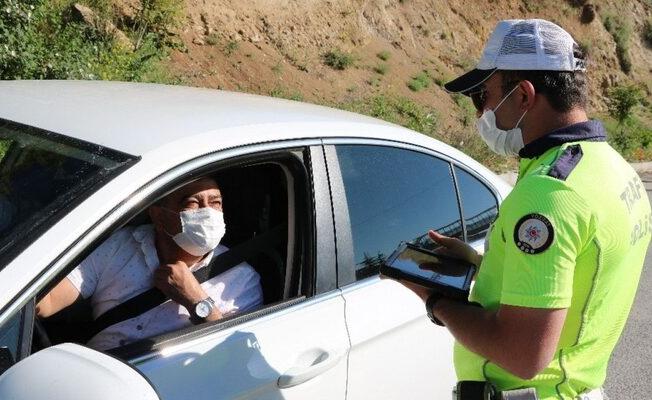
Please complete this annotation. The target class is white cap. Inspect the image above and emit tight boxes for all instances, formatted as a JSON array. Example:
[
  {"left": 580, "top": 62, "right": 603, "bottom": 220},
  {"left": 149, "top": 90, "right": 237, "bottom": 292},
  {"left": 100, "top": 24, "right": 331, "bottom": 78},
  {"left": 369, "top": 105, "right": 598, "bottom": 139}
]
[{"left": 445, "top": 19, "right": 586, "bottom": 94}]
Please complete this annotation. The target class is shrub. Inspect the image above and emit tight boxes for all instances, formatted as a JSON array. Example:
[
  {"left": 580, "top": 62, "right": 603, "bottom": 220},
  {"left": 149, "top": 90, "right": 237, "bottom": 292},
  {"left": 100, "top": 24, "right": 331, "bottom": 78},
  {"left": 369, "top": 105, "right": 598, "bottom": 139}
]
[
  {"left": 452, "top": 94, "right": 476, "bottom": 127},
  {"left": 270, "top": 87, "right": 303, "bottom": 101},
  {"left": 604, "top": 116, "right": 652, "bottom": 160},
  {"left": 131, "top": 0, "right": 184, "bottom": 50},
  {"left": 376, "top": 50, "right": 391, "bottom": 61},
  {"left": 602, "top": 13, "right": 633, "bottom": 73},
  {"left": 339, "top": 95, "right": 439, "bottom": 137},
  {"left": 373, "top": 63, "right": 388, "bottom": 75},
  {"left": 433, "top": 73, "right": 451, "bottom": 87},
  {"left": 407, "top": 71, "right": 431, "bottom": 92},
  {"left": 644, "top": 18, "right": 652, "bottom": 45},
  {"left": 367, "top": 77, "right": 381, "bottom": 87},
  {"left": 323, "top": 49, "right": 355, "bottom": 70},
  {"left": 522, "top": 0, "right": 540, "bottom": 13},
  {"left": 224, "top": 40, "right": 239, "bottom": 56},
  {"left": 607, "top": 84, "right": 644, "bottom": 125},
  {"left": 452, "top": 128, "right": 515, "bottom": 172},
  {"left": 576, "top": 39, "right": 592, "bottom": 58},
  {"left": 0, "top": 0, "right": 181, "bottom": 81},
  {"left": 271, "top": 62, "right": 283, "bottom": 74},
  {"left": 206, "top": 33, "right": 220, "bottom": 46},
  {"left": 0, "top": 140, "right": 11, "bottom": 160},
  {"left": 603, "top": 85, "right": 652, "bottom": 160}
]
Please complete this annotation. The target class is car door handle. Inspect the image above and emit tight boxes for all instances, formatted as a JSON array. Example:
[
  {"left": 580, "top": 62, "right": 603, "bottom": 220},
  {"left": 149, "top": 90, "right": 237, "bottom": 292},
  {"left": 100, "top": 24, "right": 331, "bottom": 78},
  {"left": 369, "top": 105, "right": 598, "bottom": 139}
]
[{"left": 277, "top": 349, "right": 344, "bottom": 389}]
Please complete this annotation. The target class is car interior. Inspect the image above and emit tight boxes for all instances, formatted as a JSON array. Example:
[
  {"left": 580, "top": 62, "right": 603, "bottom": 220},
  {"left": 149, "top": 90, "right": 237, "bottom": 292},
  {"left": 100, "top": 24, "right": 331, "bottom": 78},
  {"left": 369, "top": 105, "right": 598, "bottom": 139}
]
[{"left": 34, "top": 153, "right": 310, "bottom": 357}]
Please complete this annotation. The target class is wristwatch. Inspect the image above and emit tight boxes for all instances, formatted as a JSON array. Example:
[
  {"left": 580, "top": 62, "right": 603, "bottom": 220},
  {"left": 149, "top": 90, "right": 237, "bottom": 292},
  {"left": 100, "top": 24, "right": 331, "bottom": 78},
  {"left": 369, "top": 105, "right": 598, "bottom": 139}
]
[
  {"left": 425, "top": 293, "right": 445, "bottom": 326},
  {"left": 191, "top": 296, "right": 216, "bottom": 323}
]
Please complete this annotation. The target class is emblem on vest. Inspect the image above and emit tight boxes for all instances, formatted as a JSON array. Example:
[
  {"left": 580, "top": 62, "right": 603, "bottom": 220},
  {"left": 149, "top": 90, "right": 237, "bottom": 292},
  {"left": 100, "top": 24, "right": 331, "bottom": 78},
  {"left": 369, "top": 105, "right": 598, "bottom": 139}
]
[{"left": 513, "top": 213, "right": 554, "bottom": 254}]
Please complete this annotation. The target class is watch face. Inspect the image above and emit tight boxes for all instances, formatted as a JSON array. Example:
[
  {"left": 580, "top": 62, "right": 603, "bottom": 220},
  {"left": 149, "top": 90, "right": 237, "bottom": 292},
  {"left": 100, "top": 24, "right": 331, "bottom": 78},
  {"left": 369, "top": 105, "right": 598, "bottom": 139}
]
[{"left": 195, "top": 300, "right": 212, "bottom": 318}]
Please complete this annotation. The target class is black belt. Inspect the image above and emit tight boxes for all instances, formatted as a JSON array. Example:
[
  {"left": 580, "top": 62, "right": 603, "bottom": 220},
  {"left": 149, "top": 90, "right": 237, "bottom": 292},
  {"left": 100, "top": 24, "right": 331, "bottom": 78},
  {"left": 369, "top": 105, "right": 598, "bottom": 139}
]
[{"left": 454, "top": 381, "right": 538, "bottom": 400}]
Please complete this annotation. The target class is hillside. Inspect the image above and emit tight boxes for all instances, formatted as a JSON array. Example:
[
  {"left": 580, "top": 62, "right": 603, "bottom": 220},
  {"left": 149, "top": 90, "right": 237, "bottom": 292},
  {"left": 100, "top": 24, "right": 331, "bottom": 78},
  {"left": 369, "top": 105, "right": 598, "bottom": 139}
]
[
  {"left": 3, "top": 0, "right": 651, "bottom": 170},
  {"left": 161, "top": 0, "right": 652, "bottom": 169},
  {"left": 170, "top": 0, "right": 648, "bottom": 109}
]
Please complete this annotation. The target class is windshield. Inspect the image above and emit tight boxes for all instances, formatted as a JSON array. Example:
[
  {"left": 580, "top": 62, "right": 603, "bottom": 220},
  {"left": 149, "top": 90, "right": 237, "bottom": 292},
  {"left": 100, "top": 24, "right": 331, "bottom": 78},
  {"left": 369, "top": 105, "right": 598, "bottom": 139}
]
[{"left": 0, "top": 119, "right": 138, "bottom": 269}]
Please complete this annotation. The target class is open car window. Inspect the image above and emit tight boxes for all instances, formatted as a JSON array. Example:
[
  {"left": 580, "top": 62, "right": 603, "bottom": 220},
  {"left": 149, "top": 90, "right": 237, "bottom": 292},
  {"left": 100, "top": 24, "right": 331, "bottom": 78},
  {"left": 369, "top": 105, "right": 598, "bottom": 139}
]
[
  {"left": 35, "top": 147, "right": 316, "bottom": 360},
  {"left": 0, "top": 119, "right": 137, "bottom": 269}
]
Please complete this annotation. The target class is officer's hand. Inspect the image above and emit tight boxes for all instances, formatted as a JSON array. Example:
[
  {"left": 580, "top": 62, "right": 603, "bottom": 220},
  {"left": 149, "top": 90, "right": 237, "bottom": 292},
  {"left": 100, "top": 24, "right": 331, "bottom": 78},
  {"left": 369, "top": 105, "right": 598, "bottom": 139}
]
[
  {"left": 396, "top": 279, "right": 432, "bottom": 303},
  {"left": 154, "top": 260, "right": 207, "bottom": 311},
  {"left": 428, "top": 230, "right": 482, "bottom": 267},
  {"left": 380, "top": 273, "right": 432, "bottom": 302}
]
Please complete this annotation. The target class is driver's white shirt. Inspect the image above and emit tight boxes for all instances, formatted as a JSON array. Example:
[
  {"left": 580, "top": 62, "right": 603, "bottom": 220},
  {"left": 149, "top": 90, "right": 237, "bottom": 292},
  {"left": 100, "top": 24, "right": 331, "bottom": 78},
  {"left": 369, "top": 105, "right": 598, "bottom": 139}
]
[{"left": 67, "top": 224, "right": 263, "bottom": 351}]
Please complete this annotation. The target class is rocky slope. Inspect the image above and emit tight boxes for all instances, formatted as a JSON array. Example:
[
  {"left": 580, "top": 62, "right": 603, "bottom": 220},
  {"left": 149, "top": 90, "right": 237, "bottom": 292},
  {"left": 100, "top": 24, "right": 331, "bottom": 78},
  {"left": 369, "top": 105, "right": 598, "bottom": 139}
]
[{"left": 111, "top": 0, "right": 652, "bottom": 165}]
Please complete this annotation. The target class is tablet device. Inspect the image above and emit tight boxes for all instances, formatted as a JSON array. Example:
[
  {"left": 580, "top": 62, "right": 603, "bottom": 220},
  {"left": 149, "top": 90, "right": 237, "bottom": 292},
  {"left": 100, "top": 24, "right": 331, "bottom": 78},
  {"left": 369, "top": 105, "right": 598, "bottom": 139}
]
[{"left": 380, "top": 242, "right": 476, "bottom": 299}]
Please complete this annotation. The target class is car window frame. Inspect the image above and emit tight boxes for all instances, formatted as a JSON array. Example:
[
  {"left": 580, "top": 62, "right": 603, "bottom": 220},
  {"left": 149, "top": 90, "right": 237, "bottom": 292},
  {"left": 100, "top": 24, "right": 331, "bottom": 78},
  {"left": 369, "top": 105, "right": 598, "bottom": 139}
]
[
  {"left": 0, "top": 139, "right": 336, "bottom": 364},
  {"left": 452, "top": 165, "right": 500, "bottom": 246},
  {"left": 321, "top": 138, "right": 502, "bottom": 289}
]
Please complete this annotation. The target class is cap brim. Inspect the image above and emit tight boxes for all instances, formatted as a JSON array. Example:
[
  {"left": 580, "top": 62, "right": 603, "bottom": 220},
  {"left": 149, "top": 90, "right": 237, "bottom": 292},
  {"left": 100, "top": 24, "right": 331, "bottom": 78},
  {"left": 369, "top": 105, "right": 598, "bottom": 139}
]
[{"left": 444, "top": 68, "right": 496, "bottom": 94}]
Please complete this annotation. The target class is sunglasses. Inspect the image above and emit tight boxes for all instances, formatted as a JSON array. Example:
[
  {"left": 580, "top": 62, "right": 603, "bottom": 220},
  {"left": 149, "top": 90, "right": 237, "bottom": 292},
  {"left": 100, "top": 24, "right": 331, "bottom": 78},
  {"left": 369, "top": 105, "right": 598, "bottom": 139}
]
[
  {"left": 467, "top": 87, "right": 488, "bottom": 112},
  {"left": 467, "top": 80, "right": 522, "bottom": 112}
]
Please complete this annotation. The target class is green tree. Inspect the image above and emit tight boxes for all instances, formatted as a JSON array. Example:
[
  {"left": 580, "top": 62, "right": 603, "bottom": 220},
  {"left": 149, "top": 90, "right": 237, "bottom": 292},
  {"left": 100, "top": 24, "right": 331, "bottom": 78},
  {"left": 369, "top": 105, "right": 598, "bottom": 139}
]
[{"left": 608, "top": 85, "right": 644, "bottom": 125}]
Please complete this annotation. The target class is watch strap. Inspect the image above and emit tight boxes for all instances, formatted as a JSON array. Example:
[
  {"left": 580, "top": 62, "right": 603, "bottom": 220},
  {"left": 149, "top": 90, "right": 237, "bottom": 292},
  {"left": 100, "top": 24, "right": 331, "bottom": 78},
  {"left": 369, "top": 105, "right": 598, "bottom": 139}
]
[
  {"left": 426, "top": 293, "right": 445, "bottom": 326},
  {"left": 191, "top": 296, "right": 216, "bottom": 322}
]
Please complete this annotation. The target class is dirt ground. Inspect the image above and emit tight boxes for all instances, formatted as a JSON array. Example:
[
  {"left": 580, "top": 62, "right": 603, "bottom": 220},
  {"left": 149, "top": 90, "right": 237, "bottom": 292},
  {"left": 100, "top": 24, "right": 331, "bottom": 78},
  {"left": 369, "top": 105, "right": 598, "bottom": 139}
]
[{"left": 149, "top": 0, "right": 650, "bottom": 136}]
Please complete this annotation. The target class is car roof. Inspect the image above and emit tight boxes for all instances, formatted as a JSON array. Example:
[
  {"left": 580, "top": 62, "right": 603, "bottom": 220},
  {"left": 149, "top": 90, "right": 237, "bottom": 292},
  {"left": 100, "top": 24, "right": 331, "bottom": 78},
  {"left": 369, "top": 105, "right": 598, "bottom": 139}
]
[{"left": 0, "top": 80, "right": 416, "bottom": 156}]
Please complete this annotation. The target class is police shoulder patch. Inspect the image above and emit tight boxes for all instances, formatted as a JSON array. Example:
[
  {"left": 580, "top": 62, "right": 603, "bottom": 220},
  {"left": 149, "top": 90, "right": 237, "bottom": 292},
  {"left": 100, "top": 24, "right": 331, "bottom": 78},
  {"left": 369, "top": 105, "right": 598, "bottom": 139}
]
[{"left": 513, "top": 213, "right": 554, "bottom": 254}]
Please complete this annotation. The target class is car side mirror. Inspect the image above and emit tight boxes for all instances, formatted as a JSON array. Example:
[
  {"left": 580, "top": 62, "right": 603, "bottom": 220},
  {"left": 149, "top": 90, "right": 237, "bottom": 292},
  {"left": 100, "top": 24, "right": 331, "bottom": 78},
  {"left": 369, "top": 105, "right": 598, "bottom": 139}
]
[{"left": 0, "top": 343, "right": 160, "bottom": 400}]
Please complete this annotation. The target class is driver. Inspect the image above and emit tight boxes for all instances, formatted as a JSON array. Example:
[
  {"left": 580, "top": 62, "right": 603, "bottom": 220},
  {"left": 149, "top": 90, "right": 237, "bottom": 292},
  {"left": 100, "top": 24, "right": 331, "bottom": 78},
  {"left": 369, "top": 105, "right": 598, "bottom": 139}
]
[{"left": 36, "top": 177, "right": 263, "bottom": 350}]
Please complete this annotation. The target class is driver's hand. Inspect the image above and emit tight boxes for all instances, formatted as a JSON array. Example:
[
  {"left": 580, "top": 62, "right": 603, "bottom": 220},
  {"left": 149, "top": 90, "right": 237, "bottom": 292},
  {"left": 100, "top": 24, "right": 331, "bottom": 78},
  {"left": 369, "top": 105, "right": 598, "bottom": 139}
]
[
  {"left": 154, "top": 260, "right": 207, "bottom": 311},
  {"left": 428, "top": 230, "right": 482, "bottom": 267}
]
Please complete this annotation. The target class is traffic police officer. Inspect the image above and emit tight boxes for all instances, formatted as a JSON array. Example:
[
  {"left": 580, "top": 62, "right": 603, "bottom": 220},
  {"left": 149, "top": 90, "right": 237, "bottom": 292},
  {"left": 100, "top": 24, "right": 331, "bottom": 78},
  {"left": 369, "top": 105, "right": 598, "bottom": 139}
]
[{"left": 399, "top": 19, "right": 651, "bottom": 399}]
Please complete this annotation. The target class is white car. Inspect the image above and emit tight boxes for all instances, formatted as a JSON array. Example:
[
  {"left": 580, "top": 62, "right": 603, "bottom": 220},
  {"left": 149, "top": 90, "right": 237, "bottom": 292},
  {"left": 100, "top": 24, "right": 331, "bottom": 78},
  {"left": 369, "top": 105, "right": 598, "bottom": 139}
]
[{"left": 0, "top": 81, "right": 511, "bottom": 400}]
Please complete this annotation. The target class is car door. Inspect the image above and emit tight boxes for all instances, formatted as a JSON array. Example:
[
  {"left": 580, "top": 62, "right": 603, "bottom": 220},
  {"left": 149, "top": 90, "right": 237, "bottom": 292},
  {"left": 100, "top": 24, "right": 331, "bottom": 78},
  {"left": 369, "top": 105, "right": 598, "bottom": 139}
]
[
  {"left": 125, "top": 144, "right": 349, "bottom": 400},
  {"left": 0, "top": 141, "right": 349, "bottom": 400},
  {"left": 323, "top": 141, "right": 499, "bottom": 399}
]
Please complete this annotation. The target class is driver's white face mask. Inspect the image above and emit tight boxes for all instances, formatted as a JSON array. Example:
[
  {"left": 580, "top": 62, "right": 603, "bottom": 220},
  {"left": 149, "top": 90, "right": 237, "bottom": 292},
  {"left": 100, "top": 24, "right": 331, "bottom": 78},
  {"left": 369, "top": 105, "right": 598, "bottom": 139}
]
[
  {"left": 476, "top": 84, "right": 528, "bottom": 156},
  {"left": 163, "top": 207, "right": 226, "bottom": 256}
]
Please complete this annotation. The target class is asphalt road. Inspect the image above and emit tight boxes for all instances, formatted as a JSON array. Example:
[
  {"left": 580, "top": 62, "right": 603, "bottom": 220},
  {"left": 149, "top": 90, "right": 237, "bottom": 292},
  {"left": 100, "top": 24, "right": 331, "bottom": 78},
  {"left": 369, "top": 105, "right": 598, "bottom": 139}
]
[{"left": 604, "top": 173, "right": 652, "bottom": 399}]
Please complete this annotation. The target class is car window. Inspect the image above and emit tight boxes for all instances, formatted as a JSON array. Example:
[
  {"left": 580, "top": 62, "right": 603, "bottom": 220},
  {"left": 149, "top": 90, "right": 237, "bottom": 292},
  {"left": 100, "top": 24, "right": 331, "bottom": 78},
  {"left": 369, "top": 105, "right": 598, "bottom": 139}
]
[
  {"left": 0, "top": 119, "right": 137, "bottom": 269},
  {"left": 454, "top": 166, "right": 498, "bottom": 243},
  {"left": 38, "top": 150, "right": 318, "bottom": 359},
  {"left": 336, "top": 145, "right": 463, "bottom": 282}
]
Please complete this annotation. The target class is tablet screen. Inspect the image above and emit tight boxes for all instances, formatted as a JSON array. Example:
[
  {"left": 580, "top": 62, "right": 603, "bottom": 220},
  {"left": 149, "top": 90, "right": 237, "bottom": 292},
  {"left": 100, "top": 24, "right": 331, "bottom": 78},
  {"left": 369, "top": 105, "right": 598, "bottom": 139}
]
[{"left": 388, "top": 247, "right": 469, "bottom": 289}]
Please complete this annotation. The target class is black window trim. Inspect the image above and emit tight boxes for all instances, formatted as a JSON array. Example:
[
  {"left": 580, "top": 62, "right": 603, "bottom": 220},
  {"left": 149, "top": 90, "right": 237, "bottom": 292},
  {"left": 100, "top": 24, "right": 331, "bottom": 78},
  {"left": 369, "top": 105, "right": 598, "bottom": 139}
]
[
  {"left": 322, "top": 145, "right": 356, "bottom": 286},
  {"left": 450, "top": 164, "right": 468, "bottom": 242},
  {"left": 309, "top": 145, "right": 338, "bottom": 295},
  {"left": 452, "top": 164, "right": 500, "bottom": 245}
]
